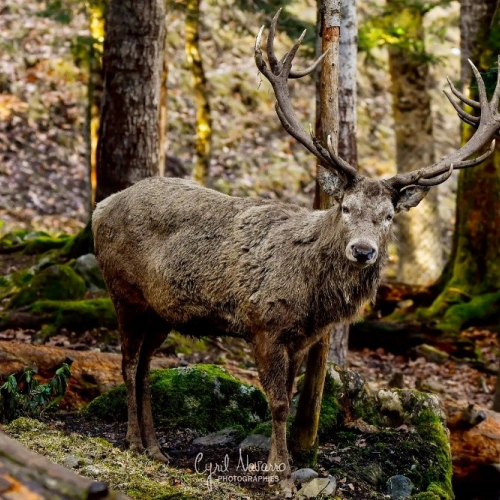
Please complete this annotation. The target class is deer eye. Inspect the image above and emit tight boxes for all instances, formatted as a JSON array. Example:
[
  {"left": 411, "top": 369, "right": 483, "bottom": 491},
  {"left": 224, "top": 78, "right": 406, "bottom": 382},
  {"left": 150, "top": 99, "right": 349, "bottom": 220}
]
[{"left": 342, "top": 206, "right": 350, "bottom": 214}]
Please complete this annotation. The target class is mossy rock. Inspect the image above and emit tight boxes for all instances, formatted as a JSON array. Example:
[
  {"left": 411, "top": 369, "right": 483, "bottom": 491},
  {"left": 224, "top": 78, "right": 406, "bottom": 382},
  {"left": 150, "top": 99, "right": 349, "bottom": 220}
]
[
  {"left": 84, "top": 365, "right": 269, "bottom": 434},
  {"left": 311, "top": 365, "right": 453, "bottom": 499},
  {"left": 8, "top": 264, "right": 87, "bottom": 309}
]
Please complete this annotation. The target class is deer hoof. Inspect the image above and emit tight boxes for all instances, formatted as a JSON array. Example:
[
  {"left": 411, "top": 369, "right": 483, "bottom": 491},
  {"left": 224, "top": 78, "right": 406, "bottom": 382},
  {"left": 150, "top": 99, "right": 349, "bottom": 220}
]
[{"left": 145, "top": 446, "right": 170, "bottom": 463}]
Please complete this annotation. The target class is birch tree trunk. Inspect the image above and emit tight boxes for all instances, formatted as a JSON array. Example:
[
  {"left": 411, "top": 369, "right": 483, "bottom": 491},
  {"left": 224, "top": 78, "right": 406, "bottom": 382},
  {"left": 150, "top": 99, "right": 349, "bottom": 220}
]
[
  {"left": 291, "top": 0, "right": 342, "bottom": 467},
  {"left": 95, "top": 0, "right": 165, "bottom": 203},
  {"left": 328, "top": 0, "right": 357, "bottom": 367},
  {"left": 387, "top": 0, "right": 442, "bottom": 286},
  {"left": 186, "top": 0, "right": 212, "bottom": 186}
]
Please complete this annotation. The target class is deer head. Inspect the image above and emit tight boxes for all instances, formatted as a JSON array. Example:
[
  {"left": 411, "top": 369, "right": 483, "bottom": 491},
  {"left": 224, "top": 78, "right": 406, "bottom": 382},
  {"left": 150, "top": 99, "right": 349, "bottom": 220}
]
[{"left": 255, "top": 10, "right": 500, "bottom": 267}]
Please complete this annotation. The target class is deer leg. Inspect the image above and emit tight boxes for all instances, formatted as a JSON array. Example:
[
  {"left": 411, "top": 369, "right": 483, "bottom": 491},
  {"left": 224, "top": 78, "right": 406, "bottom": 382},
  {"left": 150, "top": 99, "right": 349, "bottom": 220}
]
[
  {"left": 116, "top": 301, "right": 147, "bottom": 454},
  {"left": 136, "top": 319, "right": 170, "bottom": 462},
  {"left": 253, "top": 338, "right": 291, "bottom": 481},
  {"left": 286, "top": 350, "right": 305, "bottom": 406}
]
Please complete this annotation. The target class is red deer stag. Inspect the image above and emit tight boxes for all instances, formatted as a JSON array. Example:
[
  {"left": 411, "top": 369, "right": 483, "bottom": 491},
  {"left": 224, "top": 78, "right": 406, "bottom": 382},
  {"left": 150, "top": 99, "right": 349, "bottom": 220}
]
[{"left": 92, "top": 10, "right": 500, "bottom": 490}]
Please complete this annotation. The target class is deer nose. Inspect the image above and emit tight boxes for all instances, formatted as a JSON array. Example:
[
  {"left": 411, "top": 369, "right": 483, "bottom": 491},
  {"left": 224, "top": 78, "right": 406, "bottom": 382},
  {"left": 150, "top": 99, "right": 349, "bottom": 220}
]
[{"left": 351, "top": 244, "right": 377, "bottom": 264}]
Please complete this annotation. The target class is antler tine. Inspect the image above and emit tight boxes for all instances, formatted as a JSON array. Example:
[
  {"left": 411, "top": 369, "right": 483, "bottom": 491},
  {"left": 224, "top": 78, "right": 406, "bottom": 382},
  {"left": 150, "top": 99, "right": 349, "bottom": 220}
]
[
  {"left": 254, "top": 9, "right": 358, "bottom": 182},
  {"left": 452, "top": 139, "right": 496, "bottom": 169},
  {"left": 290, "top": 50, "right": 329, "bottom": 79},
  {"left": 282, "top": 29, "right": 307, "bottom": 76},
  {"left": 418, "top": 164, "right": 454, "bottom": 187},
  {"left": 387, "top": 60, "right": 500, "bottom": 190},
  {"left": 469, "top": 59, "right": 490, "bottom": 110},
  {"left": 255, "top": 26, "right": 272, "bottom": 80},
  {"left": 446, "top": 77, "right": 480, "bottom": 109},
  {"left": 443, "top": 89, "right": 480, "bottom": 124},
  {"left": 327, "top": 134, "right": 359, "bottom": 177},
  {"left": 267, "top": 9, "right": 281, "bottom": 74}
]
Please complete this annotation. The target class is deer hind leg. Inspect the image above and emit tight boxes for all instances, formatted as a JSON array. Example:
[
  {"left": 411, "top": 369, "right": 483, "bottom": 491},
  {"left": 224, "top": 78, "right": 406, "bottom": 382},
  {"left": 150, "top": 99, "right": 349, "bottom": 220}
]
[
  {"left": 115, "top": 300, "right": 148, "bottom": 454},
  {"left": 252, "top": 337, "right": 292, "bottom": 482},
  {"left": 136, "top": 316, "right": 170, "bottom": 462}
]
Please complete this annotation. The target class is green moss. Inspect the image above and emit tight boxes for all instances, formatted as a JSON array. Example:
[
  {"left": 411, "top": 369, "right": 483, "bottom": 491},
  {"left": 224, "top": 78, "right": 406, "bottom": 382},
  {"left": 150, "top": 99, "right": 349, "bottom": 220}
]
[
  {"left": 84, "top": 365, "right": 269, "bottom": 434},
  {"left": 437, "top": 291, "right": 500, "bottom": 332},
  {"left": 0, "top": 298, "right": 117, "bottom": 336},
  {"left": 32, "top": 298, "right": 116, "bottom": 336},
  {"left": 23, "top": 234, "right": 71, "bottom": 254},
  {"left": 317, "top": 370, "right": 343, "bottom": 438},
  {"left": 61, "top": 220, "right": 94, "bottom": 259},
  {"left": 251, "top": 420, "right": 272, "bottom": 437},
  {"left": 9, "top": 264, "right": 87, "bottom": 308},
  {"left": 411, "top": 409, "right": 453, "bottom": 499},
  {"left": 163, "top": 331, "right": 207, "bottom": 356},
  {"left": 0, "top": 230, "right": 71, "bottom": 255},
  {"left": 0, "top": 268, "right": 36, "bottom": 301},
  {"left": 0, "top": 230, "right": 30, "bottom": 249}
]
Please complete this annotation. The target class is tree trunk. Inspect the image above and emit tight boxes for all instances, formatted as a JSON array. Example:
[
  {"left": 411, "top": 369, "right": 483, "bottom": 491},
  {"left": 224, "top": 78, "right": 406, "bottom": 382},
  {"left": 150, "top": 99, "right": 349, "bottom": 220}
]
[
  {"left": 159, "top": 22, "right": 169, "bottom": 177},
  {"left": 423, "top": 1, "right": 500, "bottom": 337},
  {"left": 328, "top": 0, "right": 358, "bottom": 367},
  {"left": 95, "top": 0, "right": 165, "bottom": 203},
  {"left": 387, "top": 0, "right": 442, "bottom": 286},
  {"left": 185, "top": 0, "right": 212, "bottom": 186},
  {"left": 88, "top": 0, "right": 106, "bottom": 208},
  {"left": 291, "top": 0, "right": 342, "bottom": 467}
]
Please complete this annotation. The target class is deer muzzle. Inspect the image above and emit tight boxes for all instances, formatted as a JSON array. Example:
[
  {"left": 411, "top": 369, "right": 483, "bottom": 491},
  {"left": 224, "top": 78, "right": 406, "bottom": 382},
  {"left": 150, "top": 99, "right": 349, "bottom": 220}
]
[{"left": 346, "top": 239, "right": 378, "bottom": 267}]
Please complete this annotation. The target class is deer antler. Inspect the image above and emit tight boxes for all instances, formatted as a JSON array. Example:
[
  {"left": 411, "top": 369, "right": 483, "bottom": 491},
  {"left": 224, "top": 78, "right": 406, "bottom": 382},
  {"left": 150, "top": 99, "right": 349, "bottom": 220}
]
[
  {"left": 386, "top": 58, "right": 500, "bottom": 190},
  {"left": 255, "top": 9, "right": 358, "bottom": 182}
]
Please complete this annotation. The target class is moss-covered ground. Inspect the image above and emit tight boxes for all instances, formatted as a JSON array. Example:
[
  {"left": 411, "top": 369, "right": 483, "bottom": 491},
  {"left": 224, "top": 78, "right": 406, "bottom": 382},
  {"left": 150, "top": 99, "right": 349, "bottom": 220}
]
[{"left": 2, "top": 417, "right": 249, "bottom": 500}]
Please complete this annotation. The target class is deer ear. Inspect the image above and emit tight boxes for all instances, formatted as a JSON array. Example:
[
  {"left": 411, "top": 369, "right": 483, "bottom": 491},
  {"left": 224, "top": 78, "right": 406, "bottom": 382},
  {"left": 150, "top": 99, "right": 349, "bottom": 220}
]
[
  {"left": 395, "top": 185, "right": 430, "bottom": 212},
  {"left": 318, "top": 169, "right": 345, "bottom": 201}
]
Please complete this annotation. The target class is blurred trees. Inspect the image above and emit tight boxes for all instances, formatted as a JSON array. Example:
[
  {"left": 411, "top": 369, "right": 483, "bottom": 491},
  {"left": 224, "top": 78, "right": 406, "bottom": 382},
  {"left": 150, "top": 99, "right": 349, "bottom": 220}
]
[
  {"left": 185, "top": 0, "right": 212, "bottom": 186},
  {"left": 87, "top": 0, "right": 106, "bottom": 207},
  {"left": 95, "top": 0, "right": 165, "bottom": 203},
  {"left": 423, "top": 0, "right": 500, "bottom": 334},
  {"left": 386, "top": 0, "right": 442, "bottom": 286}
]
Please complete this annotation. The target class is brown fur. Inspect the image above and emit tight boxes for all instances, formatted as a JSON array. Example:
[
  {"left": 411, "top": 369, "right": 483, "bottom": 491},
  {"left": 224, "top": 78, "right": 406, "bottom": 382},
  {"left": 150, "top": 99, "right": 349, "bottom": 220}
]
[{"left": 92, "top": 175, "right": 398, "bottom": 477}]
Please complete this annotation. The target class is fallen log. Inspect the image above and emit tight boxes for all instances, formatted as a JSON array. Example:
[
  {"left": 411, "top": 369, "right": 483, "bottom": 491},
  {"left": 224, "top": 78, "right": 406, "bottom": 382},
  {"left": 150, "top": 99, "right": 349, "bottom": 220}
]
[
  {"left": 0, "top": 430, "right": 129, "bottom": 499},
  {"left": 448, "top": 402, "right": 500, "bottom": 497},
  {"left": 349, "top": 320, "right": 478, "bottom": 358},
  {"left": 0, "top": 341, "right": 177, "bottom": 407}
]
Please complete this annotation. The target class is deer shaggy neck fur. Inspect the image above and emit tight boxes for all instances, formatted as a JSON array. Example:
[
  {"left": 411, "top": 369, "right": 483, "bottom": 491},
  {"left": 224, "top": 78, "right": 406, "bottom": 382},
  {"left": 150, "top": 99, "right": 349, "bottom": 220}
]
[{"left": 93, "top": 177, "right": 387, "bottom": 347}]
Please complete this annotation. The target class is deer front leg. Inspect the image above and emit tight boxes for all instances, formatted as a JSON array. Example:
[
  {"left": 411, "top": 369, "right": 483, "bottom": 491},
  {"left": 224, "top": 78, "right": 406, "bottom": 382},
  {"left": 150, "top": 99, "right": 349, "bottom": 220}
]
[{"left": 252, "top": 336, "right": 293, "bottom": 492}]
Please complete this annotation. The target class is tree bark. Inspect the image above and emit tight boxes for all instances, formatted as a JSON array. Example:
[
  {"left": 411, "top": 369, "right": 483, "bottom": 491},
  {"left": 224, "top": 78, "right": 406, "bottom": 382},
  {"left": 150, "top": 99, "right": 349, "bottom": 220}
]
[
  {"left": 0, "top": 430, "right": 129, "bottom": 499},
  {"left": 387, "top": 0, "right": 442, "bottom": 286},
  {"left": 291, "top": 0, "right": 342, "bottom": 467},
  {"left": 88, "top": 0, "right": 106, "bottom": 208},
  {"left": 159, "top": 21, "right": 169, "bottom": 177},
  {"left": 328, "top": 0, "right": 358, "bottom": 367},
  {"left": 425, "top": 1, "right": 500, "bottom": 334},
  {"left": 95, "top": 0, "right": 165, "bottom": 203},
  {"left": 185, "top": 0, "right": 212, "bottom": 186}
]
